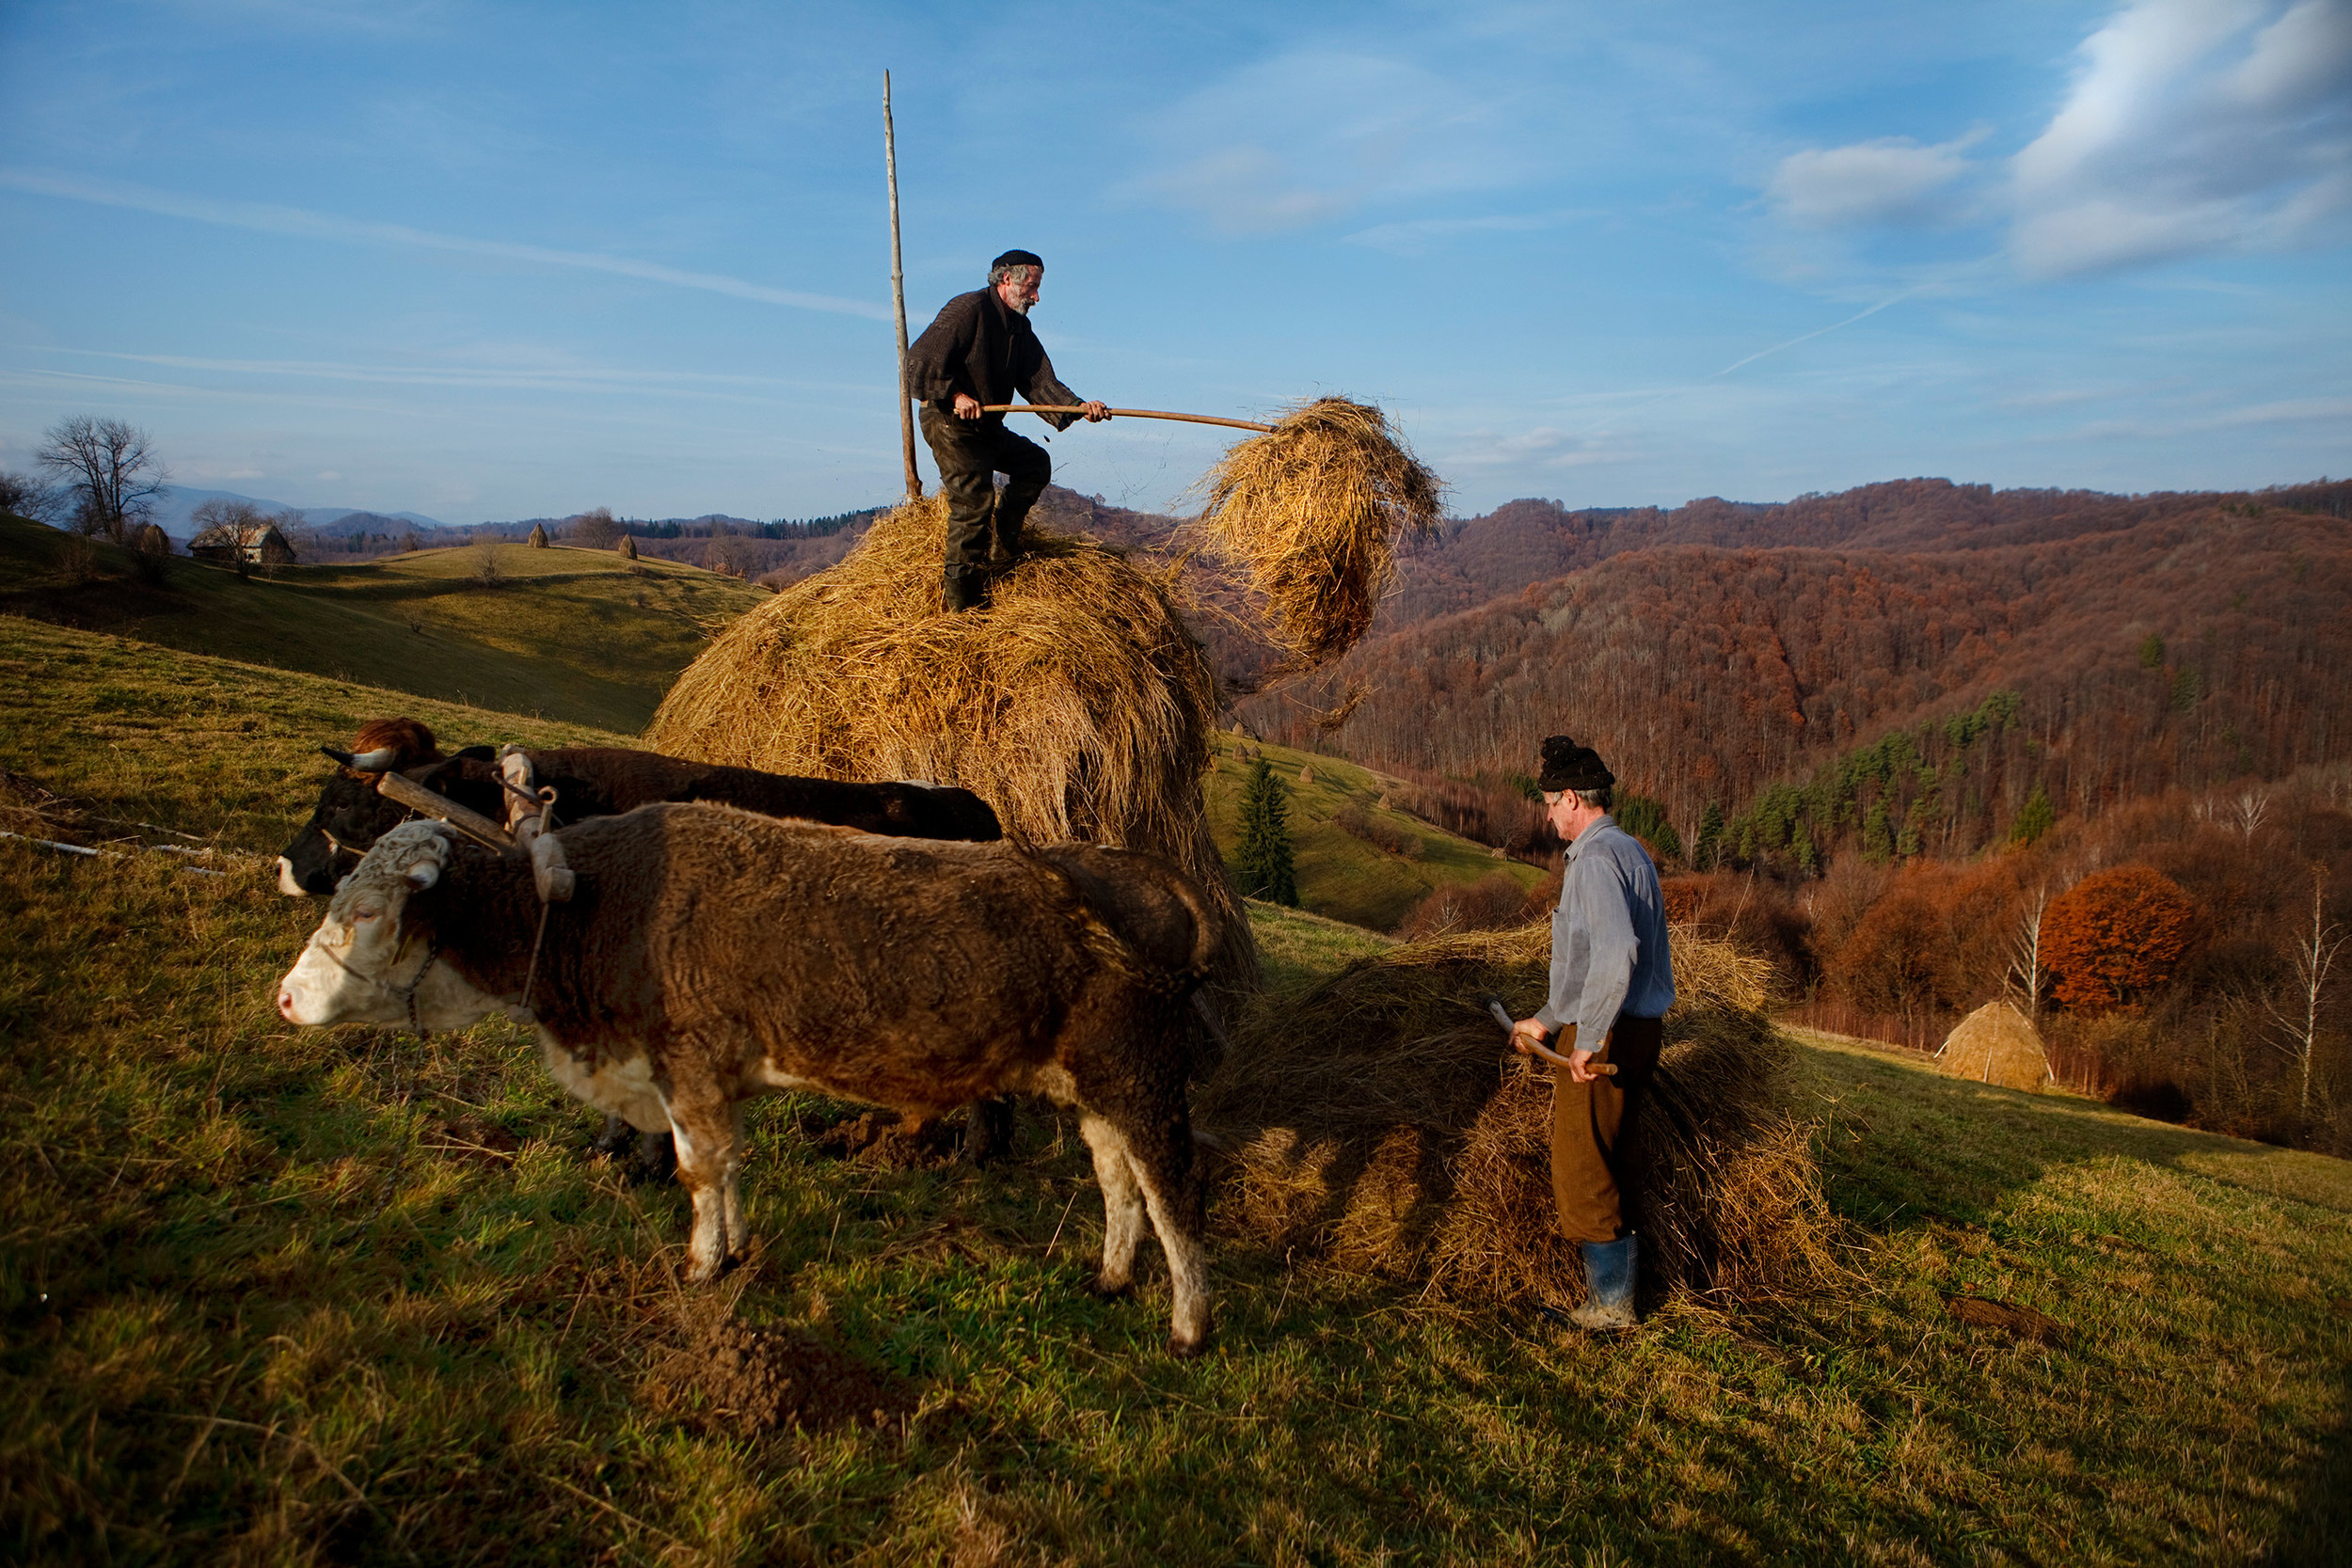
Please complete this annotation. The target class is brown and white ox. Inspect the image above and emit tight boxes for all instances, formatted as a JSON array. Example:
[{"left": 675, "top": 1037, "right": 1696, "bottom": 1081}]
[{"left": 275, "top": 806, "right": 1220, "bottom": 1355}]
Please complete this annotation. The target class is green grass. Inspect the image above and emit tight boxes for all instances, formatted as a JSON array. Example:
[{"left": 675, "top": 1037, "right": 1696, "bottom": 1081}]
[
  {"left": 4, "top": 615, "right": 2349, "bottom": 1564},
  {"left": 1203, "top": 735, "right": 1546, "bottom": 932},
  {"left": 0, "top": 515, "right": 765, "bottom": 735}
]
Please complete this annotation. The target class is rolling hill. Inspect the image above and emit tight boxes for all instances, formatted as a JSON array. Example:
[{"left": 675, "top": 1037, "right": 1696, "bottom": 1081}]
[{"left": 0, "top": 515, "right": 767, "bottom": 734}]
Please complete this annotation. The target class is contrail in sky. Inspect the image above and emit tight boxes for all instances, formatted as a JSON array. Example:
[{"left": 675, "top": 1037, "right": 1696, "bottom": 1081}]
[
  {"left": 1708, "top": 287, "right": 1928, "bottom": 379},
  {"left": 0, "top": 168, "right": 891, "bottom": 321}
]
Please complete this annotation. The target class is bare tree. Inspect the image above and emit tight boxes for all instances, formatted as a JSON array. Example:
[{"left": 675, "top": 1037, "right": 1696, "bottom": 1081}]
[
  {"left": 2264, "top": 864, "right": 2344, "bottom": 1116},
  {"left": 569, "top": 506, "right": 622, "bottom": 550},
  {"left": 704, "top": 530, "right": 755, "bottom": 578},
  {"left": 36, "top": 416, "right": 167, "bottom": 543},
  {"left": 2233, "top": 787, "right": 2269, "bottom": 838},
  {"left": 471, "top": 530, "right": 504, "bottom": 588},
  {"left": 191, "top": 497, "right": 266, "bottom": 579},
  {"left": 2004, "top": 884, "right": 2049, "bottom": 1021},
  {"left": 0, "top": 468, "right": 61, "bottom": 522}
]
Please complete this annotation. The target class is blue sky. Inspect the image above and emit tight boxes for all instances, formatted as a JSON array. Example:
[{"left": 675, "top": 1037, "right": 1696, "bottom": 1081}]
[{"left": 2, "top": 0, "right": 2346, "bottom": 524}]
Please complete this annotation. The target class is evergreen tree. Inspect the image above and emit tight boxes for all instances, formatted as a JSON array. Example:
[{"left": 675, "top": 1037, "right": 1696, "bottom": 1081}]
[
  {"left": 2010, "top": 786, "right": 2056, "bottom": 847},
  {"left": 1692, "top": 802, "right": 1724, "bottom": 870},
  {"left": 1234, "top": 759, "right": 1299, "bottom": 906}
]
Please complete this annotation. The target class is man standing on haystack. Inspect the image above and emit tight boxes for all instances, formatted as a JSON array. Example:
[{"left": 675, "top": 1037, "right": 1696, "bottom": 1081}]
[
  {"left": 905, "top": 249, "right": 1110, "bottom": 612},
  {"left": 1511, "top": 735, "right": 1676, "bottom": 1329}
]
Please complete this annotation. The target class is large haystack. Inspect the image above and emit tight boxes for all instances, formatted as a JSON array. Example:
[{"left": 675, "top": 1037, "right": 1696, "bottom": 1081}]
[
  {"left": 1937, "top": 1001, "right": 2050, "bottom": 1091},
  {"left": 1199, "top": 925, "right": 1840, "bottom": 1308},
  {"left": 1194, "top": 397, "right": 1441, "bottom": 670},
  {"left": 645, "top": 495, "right": 1250, "bottom": 981}
]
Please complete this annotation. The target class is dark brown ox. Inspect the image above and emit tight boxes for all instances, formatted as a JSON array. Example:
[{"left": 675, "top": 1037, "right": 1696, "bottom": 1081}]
[
  {"left": 276, "top": 807, "right": 1220, "bottom": 1355},
  {"left": 278, "top": 722, "right": 1001, "bottom": 898}
]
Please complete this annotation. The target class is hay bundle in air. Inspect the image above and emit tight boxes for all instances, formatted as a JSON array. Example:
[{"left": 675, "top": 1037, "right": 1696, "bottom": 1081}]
[
  {"left": 1197, "top": 924, "right": 1841, "bottom": 1308},
  {"left": 644, "top": 494, "right": 1251, "bottom": 982},
  {"left": 1195, "top": 396, "right": 1442, "bottom": 669},
  {"left": 1936, "top": 1000, "right": 2051, "bottom": 1092}
]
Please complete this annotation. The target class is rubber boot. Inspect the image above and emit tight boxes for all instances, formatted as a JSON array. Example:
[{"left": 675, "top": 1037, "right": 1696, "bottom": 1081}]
[
  {"left": 1570, "top": 1234, "right": 1638, "bottom": 1329},
  {"left": 942, "top": 565, "right": 989, "bottom": 613}
]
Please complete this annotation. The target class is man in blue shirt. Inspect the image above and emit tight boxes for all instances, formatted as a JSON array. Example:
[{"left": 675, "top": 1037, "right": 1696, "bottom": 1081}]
[{"left": 1511, "top": 735, "right": 1676, "bottom": 1328}]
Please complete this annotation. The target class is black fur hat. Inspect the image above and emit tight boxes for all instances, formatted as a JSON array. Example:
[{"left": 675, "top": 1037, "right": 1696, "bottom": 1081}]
[{"left": 1537, "top": 735, "right": 1614, "bottom": 793}]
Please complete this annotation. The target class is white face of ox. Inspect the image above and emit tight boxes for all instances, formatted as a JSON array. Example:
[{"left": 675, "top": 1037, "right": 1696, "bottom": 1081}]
[{"left": 276, "top": 821, "right": 498, "bottom": 1031}]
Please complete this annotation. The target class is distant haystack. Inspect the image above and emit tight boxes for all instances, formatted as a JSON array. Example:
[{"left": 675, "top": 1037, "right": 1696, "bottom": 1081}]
[
  {"left": 131, "top": 522, "right": 172, "bottom": 556},
  {"left": 527, "top": 523, "right": 551, "bottom": 548},
  {"left": 1936, "top": 1001, "right": 2051, "bottom": 1091},
  {"left": 645, "top": 494, "right": 1251, "bottom": 985},
  {"left": 619, "top": 534, "right": 639, "bottom": 560}
]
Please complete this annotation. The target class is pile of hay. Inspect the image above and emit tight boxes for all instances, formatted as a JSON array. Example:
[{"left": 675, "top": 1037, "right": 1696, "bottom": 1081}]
[
  {"left": 644, "top": 495, "right": 1250, "bottom": 981},
  {"left": 1937, "top": 1000, "right": 2051, "bottom": 1092},
  {"left": 1198, "top": 925, "right": 1841, "bottom": 1308},
  {"left": 1195, "top": 397, "right": 1442, "bottom": 669}
]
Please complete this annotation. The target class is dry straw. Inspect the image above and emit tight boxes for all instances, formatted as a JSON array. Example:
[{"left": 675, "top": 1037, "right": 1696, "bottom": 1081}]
[
  {"left": 1199, "top": 923, "right": 1841, "bottom": 1308},
  {"left": 1936, "top": 1000, "right": 2051, "bottom": 1092},
  {"left": 1194, "top": 397, "right": 1443, "bottom": 669},
  {"left": 644, "top": 495, "right": 1252, "bottom": 981}
]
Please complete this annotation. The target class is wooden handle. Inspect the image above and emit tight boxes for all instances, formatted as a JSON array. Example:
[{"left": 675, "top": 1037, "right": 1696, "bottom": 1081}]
[
  {"left": 1485, "top": 996, "right": 1617, "bottom": 1073},
  {"left": 375, "top": 770, "right": 512, "bottom": 851},
  {"left": 979, "top": 404, "right": 1275, "bottom": 434}
]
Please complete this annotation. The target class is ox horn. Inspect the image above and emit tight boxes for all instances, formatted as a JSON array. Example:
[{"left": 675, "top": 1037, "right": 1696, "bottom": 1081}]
[{"left": 322, "top": 745, "right": 398, "bottom": 771}]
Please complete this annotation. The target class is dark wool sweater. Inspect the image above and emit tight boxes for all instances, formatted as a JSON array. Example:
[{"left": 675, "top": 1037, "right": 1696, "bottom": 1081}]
[{"left": 905, "top": 287, "right": 1084, "bottom": 431}]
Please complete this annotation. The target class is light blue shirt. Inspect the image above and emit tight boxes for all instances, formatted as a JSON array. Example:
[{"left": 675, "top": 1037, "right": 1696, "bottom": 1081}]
[{"left": 1534, "top": 816, "right": 1676, "bottom": 1049}]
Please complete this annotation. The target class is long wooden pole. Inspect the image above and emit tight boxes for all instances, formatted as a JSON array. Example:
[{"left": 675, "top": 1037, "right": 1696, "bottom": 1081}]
[
  {"left": 884, "top": 71, "right": 920, "bottom": 499},
  {"left": 981, "top": 404, "right": 1275, "bottom": 434}
]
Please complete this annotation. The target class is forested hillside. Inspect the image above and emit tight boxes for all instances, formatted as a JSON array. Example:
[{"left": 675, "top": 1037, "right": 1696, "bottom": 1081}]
[{"left": 1236, "top": 484, "right": 2352, "bottom": 861}]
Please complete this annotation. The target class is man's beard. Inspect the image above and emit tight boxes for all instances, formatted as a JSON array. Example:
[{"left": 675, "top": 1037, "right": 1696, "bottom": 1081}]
[{"left": 1006, "top": 294, "right": 1032, "bottom": 315}]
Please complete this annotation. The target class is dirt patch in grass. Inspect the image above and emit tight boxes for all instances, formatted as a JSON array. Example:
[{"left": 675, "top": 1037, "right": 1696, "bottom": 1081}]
[
  {"left": 807, "top": 1108, "right": 963, "bottom": 1170},
  {"left": 644, "top": 1320, "right": 915, "bottom": 1438},
  {"left": 1947, "top": 1294, "right": 2068, "bottom": 1345}
]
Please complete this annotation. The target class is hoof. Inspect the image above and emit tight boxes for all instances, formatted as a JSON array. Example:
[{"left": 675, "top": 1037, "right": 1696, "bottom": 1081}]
[
  {"left": 588, "top": 1114, "right": 636, "bottom": 1159},
  {"left": 1167, "top": 1332, "right": 1212, "bottom": 1360},
  {"left": 684, "top": 1258, "right": 724, "bottom": 1286},
  {"left": 1083, "top": 1275, "right": 1134, "bottom": 1301},
  {"left": 628, "top": 1132, "right": 676, "bottom": 1186}
]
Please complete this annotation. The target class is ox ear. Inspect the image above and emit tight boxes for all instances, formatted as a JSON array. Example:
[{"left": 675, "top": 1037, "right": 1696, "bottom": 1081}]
[
  {"left": 454, "top": 745, "right": 496, "bottom": 762},
  {"left": 398, "top": 827, "right": 453, "bottom": 891}
]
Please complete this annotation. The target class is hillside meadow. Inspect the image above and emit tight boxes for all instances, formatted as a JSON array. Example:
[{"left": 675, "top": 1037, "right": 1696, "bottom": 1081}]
[
  {"left": 0, "top": 516, "right": 767, "bottom": 735},
  {"left": 0, "top": 615, "right": 2345, "bottom": 1562}
]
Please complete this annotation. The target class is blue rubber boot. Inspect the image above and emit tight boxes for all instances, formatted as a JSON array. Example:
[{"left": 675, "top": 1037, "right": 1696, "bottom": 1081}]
[{"left": 1570, "top": 1234, "right": 1638, "bottom": 1329}]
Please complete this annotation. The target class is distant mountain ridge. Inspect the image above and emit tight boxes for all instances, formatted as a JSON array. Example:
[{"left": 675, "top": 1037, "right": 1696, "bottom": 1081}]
[{"left": 151, "top": 487, "right": 448, "bottom": 541}]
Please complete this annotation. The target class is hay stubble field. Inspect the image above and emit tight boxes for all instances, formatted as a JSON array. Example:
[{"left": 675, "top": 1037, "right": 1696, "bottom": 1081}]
[{"left": 1, "top": 566, "right": 2348, "bottom": 1562}]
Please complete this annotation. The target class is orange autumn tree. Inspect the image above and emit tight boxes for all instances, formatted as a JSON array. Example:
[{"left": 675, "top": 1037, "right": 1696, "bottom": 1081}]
[{"left": 2042, "top": 865, "right": 2196, "bottom": 1013}]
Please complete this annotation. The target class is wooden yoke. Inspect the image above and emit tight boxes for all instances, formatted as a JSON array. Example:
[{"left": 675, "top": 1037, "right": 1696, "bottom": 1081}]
[
  {"left": 497, "top": 747, "right": 575, "bottom": 903},
  {"left": 375, "top": 769, "right": 510, "bottom": 851}
]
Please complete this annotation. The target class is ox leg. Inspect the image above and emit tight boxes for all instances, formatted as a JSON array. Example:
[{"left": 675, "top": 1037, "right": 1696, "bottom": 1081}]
[
  {"left": 1128, "top": 1132, "right": 1214, "bottom": 1359},
  {"left": 666, "top": 1103, "right": 745, "bottom": 1285},
  {"left": 1077, "top": 1113, "right": 1145, "bottom": 1299}
]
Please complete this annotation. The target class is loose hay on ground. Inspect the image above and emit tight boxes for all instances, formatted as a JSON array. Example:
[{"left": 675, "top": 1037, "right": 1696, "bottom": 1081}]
[
  {"left": 1194, "top": 397, "right": 1441, "bottom": 670},
  {"left": 1199, "top": 923, "right": 1842, "bottom": 1309},
  {"left": 644, "top": 495, "right": 1251, "bottom": 983}
]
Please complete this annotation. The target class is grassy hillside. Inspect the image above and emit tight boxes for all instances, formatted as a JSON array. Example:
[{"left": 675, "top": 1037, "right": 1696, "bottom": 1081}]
[
  {"left": 2, "top": 621, "right": 2345, "bottom": 1563},
  {"left": 1202, "top": 733, "right": 1547, "bottom": 931},
  {"left": 0, "top": 515, "right": 764, "bottom": 734}
]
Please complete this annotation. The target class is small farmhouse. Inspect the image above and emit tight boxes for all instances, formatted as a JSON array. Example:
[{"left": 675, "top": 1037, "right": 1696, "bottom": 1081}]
[{"left": 189, "top": 522, "right": 298, "bottom": 566}]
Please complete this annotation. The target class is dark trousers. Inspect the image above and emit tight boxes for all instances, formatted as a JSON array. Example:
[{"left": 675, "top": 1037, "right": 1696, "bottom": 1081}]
[
  {"left": 919, "top": 405, "right": 1052, "bottom": 581},
  {"left": 1549, "top": 1013, "right": 1666, "bottom": 1243}
]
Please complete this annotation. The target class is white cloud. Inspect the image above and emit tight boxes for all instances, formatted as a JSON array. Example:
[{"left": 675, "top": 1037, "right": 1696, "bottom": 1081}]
[
  {"left": 1122, "top": 52, "right": 1524, "bottom": 235},
  {"left": 0, "top": 168, "right": 891, "bottom": 319},
  {"left": 2012, "top": 0, "right": 2352, "bottom": 275},
  {"left": 1343, "top": 209, "right": 1596, "bottom": 256},
  {"left": 1768, "top": 131, "right": 1988, "bottom": 228}
]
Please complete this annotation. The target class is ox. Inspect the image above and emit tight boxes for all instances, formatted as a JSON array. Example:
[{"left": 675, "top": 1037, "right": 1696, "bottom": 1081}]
[
  {"left": 277, "top": 723, "right": 1001, "bottom": 898},
  {"left": 276, "top": 807, "right": 1219, "bottom": 1355},
  {"left": 277, "top": 719, "right": 1009, "bottom": 1176}
]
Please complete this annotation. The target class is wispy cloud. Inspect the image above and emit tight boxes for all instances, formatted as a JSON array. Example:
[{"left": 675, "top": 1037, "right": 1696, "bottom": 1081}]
[
  {"left": 2012, "top": 0, "right": 2352, "bottom": 275},
  {"left": 1120, "top": 51, "right": 1526, "bottom": 235},
  {"left": 1767, "top": 129, "right": 1989, "bottom": 228},
  {"left": 0, "top": 169, "right": 891, "bottom": 319},
  {"left": 1343, "top": 209, "right": 1598, "bottom": 256}
]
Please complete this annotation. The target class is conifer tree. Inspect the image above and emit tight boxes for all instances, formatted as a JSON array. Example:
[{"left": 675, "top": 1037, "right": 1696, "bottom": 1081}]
[{"left": 1234, "top": 758, "right": 1299, "bottom": 906}]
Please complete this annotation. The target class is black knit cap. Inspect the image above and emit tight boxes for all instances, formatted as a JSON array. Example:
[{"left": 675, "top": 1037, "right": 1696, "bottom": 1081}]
[
  {"left": 991, "top": 248, "right": 1043, "bottom": 273},
  {"left": 1537, "top": 735, "right": 1614, "bottom": 794}
]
